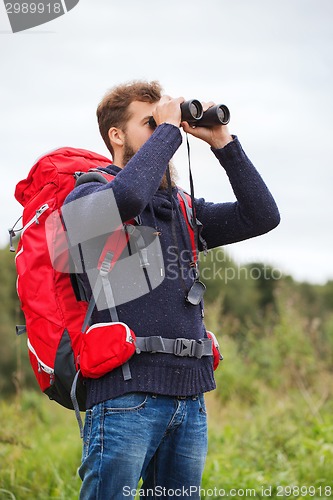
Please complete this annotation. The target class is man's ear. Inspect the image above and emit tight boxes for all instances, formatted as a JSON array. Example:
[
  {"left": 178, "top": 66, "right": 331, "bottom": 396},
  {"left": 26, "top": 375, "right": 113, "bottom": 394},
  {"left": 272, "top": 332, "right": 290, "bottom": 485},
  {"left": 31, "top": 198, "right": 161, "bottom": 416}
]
[{"left": 108, "top": 127, "right": 125, "bottom": 148}]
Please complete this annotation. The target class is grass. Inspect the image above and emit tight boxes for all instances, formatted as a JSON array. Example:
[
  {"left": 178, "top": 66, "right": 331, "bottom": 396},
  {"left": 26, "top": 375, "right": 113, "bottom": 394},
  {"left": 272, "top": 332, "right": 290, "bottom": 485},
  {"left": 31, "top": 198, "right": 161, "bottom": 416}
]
[
  {"left": 0, "top": 392, "right": 81, "bottom": 500},
  {"left": 1, "top": 381, "right": 333, "bottom": 499},
  {"left": 204, "top": 387, "right": 333, "bottom": 498}
]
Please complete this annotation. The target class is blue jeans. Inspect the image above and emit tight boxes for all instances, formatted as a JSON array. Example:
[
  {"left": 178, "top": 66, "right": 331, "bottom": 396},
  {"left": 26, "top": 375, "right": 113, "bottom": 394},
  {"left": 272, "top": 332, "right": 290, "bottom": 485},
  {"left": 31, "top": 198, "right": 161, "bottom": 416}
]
[{"left": 78, "top": 392, "right": 208, "bottom": 499}]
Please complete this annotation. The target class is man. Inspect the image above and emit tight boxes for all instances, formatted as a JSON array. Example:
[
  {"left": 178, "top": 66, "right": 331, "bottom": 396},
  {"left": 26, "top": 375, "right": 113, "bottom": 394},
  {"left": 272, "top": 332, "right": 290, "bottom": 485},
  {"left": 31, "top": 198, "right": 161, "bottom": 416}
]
[{"left": 64, "top": 80, "right": 280, "bottom": 499}]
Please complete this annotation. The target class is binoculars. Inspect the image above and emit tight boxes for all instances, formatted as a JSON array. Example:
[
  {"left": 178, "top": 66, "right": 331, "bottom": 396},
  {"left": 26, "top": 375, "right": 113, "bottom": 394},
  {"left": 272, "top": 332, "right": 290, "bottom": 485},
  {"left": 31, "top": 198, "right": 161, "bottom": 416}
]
[{"left": 149, "top": 99, "right": 230, "bottom": 128}]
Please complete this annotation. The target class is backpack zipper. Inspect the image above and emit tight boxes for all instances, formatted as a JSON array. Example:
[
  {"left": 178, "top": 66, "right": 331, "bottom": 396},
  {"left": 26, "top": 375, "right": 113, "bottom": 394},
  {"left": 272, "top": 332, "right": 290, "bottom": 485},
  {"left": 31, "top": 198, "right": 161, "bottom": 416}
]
[
  {"left": 15, "top": 203, "right": 49, "bottom": 260},
  {"left": 27, "top": 338, "right": 54, "bottom": 375},
  {"left": 22, "top": 203, "right": 49, "bottom": 235}
]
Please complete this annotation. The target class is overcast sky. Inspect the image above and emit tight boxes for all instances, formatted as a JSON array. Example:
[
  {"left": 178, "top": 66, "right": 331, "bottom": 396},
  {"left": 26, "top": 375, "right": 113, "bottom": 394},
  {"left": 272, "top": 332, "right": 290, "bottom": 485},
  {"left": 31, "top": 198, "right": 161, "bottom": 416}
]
[{"left": 1, "top": 0, "right": 332, "bottom": 284}]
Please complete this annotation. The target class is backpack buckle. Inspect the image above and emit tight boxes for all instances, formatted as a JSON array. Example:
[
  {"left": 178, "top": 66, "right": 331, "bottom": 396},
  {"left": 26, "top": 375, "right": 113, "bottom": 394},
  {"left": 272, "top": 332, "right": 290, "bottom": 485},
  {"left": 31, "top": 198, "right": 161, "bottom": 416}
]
[{"left": 174, "top": 338, "right": 196, "bottom": 357}]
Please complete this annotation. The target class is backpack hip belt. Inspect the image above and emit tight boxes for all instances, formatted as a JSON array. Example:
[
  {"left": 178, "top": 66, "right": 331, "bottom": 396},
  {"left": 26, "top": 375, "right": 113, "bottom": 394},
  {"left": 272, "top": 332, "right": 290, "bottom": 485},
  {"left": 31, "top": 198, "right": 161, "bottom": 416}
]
[{"left": 135, "top": 336, "right": 212, "bottom": 358}]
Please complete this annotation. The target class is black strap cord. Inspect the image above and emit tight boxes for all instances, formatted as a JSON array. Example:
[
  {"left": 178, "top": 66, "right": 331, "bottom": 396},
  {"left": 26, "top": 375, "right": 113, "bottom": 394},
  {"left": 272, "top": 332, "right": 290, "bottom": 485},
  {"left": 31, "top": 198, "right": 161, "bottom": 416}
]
[
  {"left": 185, "top": 133, "right": 200, "bottom": 264},
  {"left": 165, "top": 135, "right": 205, "bottom": 304}
]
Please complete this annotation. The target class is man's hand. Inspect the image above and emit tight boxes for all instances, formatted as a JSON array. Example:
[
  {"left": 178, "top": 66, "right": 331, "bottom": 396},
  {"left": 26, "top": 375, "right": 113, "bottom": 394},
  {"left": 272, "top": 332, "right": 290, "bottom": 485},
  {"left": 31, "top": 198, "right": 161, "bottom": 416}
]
[
  {"left": 152, "top": 95, "right": 185, "bottom": 128},
  {"left": 182, "top": 101, "right": 233, "bottom": 149}
]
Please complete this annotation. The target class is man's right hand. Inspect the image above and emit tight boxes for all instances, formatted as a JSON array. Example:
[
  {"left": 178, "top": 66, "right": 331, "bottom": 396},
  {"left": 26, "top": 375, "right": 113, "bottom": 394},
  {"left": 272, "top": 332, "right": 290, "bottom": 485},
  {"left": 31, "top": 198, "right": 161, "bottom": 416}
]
[{"left": 152, "top": 95, "right": 185, "bottom": 128}]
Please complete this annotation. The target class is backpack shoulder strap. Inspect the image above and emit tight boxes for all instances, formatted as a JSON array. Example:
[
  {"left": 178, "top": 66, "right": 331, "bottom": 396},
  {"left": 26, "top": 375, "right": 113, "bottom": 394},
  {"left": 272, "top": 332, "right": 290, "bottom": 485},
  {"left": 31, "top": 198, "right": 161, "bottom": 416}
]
[
  {"left": 177, "top": 188, "right": 197, "bottom": 263},
  {"left": 177, "top": 187, "right": 208, "bottom": 262},
  {"left": 74, "top": 168, "right": 114, "bottom": 187}
]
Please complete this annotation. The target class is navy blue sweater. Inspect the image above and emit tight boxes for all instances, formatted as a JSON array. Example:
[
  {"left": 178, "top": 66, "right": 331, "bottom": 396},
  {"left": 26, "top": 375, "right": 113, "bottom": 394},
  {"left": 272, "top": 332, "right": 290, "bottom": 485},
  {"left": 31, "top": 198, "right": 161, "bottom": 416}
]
[{"left": 64, "top": 124, "right": 280, "bottom": 407}]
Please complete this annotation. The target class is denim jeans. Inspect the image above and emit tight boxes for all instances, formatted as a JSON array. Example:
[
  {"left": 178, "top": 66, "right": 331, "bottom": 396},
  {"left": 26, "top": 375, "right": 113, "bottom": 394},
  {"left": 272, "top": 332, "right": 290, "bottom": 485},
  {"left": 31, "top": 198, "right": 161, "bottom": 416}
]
[{"left": 78, "top": 392, "right": 208, "bottom": 499}]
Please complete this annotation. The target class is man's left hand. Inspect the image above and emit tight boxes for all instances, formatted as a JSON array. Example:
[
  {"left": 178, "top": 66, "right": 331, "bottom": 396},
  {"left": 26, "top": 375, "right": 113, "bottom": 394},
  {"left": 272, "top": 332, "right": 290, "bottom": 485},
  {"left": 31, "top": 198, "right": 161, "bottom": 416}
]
[{"left": 181, "top": 101, "right": 233, "bottom": 149}]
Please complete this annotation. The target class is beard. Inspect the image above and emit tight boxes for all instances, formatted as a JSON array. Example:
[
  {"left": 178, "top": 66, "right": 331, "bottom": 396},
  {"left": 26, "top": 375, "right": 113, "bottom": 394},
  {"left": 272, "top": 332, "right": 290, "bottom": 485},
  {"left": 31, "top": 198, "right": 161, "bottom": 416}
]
[
  {"left": 123, "top": 136, "right": 178, "bottom": 190},
  {"left": 122, "top": 138, "right": 137, "bottom": 167},
  {"left": 159, "top": 160, "right": 178, "bottom": 190}
]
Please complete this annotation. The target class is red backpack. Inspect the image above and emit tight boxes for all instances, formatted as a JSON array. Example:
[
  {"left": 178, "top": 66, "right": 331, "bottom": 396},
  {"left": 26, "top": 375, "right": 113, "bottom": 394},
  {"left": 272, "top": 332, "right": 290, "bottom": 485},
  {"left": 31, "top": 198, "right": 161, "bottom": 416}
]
[
  {"left": 12, "top": 147, "right": 205, "bottom": 413},
  {"left": 13, "top": 148, "right": 112, "bottom": 410}
]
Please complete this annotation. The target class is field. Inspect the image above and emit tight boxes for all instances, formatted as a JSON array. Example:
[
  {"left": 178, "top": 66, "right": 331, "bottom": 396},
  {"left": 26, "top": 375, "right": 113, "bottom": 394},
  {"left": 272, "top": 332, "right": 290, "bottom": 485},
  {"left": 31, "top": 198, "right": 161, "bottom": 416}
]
[
  {"left": 1, "top": 359, "right": 333, "bottom": 499},
  {"left": 1, "top": 249, "right": 333, "bottom": 499}
]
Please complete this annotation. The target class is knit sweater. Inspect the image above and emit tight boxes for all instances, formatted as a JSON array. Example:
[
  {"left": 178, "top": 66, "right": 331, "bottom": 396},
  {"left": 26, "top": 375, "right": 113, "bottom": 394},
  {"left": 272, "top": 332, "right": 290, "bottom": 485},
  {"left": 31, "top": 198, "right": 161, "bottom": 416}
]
[{"left": 63, "top": 123, "right": 280, "bottom": 408}]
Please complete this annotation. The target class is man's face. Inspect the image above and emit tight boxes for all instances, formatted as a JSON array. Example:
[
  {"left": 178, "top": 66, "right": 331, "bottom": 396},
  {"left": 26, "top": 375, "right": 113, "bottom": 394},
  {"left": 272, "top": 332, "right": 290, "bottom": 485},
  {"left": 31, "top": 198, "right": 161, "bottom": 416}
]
[
  {"left": 122, "top": 100, "right": 156, "bottom": 163},
  {"left": 121, "top": 99, "right": 178, "bottom": 188}
]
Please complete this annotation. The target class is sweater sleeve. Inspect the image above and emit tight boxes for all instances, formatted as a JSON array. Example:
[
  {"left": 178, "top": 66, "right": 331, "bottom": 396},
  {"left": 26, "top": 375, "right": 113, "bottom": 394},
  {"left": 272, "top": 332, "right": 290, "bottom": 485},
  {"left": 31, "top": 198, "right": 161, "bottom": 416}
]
[
  {"left": 195, "top": 136, "right": 280, "bottom": 249},
  {"left": 62, "top": 123, "right": 182, "bottom": 244}
]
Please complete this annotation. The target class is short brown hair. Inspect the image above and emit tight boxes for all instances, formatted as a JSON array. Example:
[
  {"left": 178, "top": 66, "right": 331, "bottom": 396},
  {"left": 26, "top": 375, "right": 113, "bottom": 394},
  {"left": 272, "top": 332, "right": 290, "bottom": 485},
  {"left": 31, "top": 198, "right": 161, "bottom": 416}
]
[{"left": 97, "top": 80, "right": 162, "bottom": 156}]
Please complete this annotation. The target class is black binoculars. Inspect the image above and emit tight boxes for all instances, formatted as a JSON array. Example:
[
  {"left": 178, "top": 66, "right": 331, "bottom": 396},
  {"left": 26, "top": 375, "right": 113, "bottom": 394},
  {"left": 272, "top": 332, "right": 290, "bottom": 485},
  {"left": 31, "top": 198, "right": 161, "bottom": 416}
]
[{"left": 149, "top": 99, "right": 230, "bottom": 128}]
